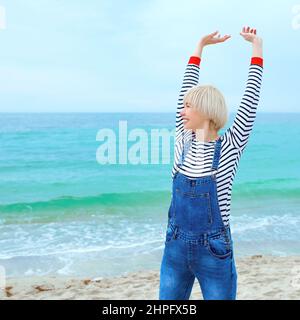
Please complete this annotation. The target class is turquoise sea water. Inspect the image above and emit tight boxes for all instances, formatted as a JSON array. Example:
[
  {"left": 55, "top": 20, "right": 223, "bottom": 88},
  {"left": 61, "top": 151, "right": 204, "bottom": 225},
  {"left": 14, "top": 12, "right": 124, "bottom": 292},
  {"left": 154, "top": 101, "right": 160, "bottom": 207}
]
[{"left": 0, "top": 113, "right": 300, "bottom": 278}]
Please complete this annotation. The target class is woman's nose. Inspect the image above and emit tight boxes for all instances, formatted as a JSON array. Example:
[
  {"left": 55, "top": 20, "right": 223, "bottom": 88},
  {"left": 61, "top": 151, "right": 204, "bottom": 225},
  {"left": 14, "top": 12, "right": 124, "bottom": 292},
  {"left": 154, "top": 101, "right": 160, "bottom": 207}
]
[{"left": 180, "top": 109, "right": 185, "bottom": 117}]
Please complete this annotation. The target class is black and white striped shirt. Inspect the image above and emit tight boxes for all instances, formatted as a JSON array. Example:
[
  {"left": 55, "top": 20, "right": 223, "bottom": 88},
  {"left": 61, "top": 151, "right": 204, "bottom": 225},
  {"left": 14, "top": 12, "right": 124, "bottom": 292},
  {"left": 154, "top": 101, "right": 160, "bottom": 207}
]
[{"left": 172, "top": 56, "right": 264, "bottom": 227}]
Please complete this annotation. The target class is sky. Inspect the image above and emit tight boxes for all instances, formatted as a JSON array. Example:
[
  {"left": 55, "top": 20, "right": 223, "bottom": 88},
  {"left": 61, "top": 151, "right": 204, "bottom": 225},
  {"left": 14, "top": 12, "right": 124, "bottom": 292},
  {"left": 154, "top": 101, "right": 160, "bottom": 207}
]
[{"left": 0, "top": 0, "right": 299, "bottom": 113}]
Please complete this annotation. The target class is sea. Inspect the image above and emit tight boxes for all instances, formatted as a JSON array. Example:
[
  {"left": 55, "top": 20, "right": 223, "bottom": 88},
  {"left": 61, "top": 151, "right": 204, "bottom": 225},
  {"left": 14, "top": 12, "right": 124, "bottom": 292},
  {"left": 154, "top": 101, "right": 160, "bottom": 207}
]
[{"left": 0, "top": 112, "right": 300, "bottom": 278}]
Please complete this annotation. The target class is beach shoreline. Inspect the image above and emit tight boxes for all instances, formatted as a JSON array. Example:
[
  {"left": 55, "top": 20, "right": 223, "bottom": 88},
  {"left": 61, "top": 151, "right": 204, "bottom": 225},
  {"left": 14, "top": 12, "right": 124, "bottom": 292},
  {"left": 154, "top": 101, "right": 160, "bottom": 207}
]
[{"left": 1, "top": 255, "right": 300, "bottom": 300}]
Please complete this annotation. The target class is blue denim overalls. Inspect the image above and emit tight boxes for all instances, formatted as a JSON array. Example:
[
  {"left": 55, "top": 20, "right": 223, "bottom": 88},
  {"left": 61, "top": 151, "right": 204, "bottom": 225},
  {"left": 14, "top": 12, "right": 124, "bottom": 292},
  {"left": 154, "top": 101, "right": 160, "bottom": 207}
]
[{"left": 159, "top": 136, "right": 237, "bottom": 300}]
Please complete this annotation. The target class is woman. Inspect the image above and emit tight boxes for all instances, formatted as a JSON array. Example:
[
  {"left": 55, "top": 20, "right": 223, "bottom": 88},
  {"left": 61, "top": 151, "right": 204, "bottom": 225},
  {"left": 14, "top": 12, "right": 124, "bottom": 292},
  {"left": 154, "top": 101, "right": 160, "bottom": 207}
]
[{"left": 159, "top": 26, "right": 264, "bottom": 300}]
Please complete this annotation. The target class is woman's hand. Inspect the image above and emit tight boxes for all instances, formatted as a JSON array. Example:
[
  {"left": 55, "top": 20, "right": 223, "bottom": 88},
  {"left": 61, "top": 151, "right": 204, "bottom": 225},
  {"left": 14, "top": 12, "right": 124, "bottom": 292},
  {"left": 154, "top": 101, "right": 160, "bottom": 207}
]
[
  {"left": 199, "top": 31, "right": 231, "bottom": 47},
  {"left": 240, "top": 26, "right": 263, "bottom": 58},
  {"left": 240, "top": 26, "right": 262, "bottom": 43},
  {"left": 193, "top": 31, "right": 231, "bottom": 58}
]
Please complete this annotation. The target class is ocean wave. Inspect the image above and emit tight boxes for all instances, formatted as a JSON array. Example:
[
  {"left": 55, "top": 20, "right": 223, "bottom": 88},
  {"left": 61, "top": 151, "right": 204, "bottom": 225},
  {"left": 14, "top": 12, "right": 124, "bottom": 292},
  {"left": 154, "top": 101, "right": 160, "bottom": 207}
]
[
  {"left": 0, "top": 191, "right": 170, "bottom": 211},
  {"left": 0, "top": 183, "right": 299, "bottom": 216},
  {"left": 230, "top": 178, "right": 300, "bottom": 198},
  {"left": 0, "top": 191, "right": 171, "bottom": 224},
  {"left": 1, "top": 213, "right": 300, "bottom": 278}
]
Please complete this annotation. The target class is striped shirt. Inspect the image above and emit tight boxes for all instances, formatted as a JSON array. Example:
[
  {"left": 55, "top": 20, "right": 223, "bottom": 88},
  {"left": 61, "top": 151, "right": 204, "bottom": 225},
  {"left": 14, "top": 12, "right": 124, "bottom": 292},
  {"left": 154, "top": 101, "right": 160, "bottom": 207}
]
[{"left": 172, "top": 56, "right": 264, "bottom": 227}]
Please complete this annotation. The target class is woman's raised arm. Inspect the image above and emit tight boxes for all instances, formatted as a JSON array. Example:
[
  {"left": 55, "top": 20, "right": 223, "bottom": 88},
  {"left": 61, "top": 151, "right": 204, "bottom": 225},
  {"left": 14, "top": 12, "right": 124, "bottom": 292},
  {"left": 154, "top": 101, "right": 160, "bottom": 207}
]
[
  {"left": 227, "top": 26, "right": 264, "bottom": 152},
  {"left": 175, "top": 32, "right": 231, "bottom": 140}
]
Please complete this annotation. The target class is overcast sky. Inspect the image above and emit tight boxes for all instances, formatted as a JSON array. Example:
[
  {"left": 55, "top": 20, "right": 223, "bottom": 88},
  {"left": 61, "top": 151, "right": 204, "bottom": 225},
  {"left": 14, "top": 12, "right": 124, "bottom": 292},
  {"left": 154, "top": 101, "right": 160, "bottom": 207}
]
[{"left": 0, "top": 0, "right": 299, "bottom": 112}]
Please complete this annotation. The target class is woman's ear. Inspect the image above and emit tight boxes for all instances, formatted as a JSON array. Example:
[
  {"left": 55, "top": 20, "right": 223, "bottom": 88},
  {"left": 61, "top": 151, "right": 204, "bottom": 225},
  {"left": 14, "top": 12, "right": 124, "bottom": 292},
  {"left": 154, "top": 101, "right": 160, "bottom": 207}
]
[{"left": 209, "top": 119, "right": 217, "bottom": 130}]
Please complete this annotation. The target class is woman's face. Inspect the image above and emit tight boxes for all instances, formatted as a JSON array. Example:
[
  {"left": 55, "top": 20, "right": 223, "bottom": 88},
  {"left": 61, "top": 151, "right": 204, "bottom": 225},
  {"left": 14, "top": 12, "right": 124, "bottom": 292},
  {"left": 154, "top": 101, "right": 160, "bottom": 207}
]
[{"left": 180, "top": 102, "right": 209, "bottom": 131}]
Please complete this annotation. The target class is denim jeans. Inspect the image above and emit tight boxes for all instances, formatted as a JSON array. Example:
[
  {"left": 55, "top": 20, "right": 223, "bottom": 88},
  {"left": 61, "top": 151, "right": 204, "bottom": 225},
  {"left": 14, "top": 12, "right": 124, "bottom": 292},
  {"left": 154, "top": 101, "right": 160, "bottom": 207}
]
[{"left": 159, "top": 137, "right": 237, "bottom": 300}]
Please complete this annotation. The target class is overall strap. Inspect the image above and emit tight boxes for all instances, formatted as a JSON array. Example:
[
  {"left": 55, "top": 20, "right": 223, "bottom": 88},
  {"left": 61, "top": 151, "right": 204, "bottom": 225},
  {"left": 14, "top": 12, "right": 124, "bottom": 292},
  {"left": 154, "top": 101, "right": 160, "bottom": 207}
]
[
  {"left": 211, "top": 136, "right": 222, "bottom": 172},
  {"left": 177, "top": 133, "right": 222, "bottom": 173},
  {"left": 178, "top": 132, "right": 193, "bottom": 168}
]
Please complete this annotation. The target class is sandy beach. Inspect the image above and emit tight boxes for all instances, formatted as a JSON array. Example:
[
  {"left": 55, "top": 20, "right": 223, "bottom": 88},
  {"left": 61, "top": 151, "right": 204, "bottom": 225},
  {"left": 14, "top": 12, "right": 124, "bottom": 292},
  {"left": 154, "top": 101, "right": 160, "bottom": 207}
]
[{"left": 1, "top": 255, "right": 300, "bottom": 300}]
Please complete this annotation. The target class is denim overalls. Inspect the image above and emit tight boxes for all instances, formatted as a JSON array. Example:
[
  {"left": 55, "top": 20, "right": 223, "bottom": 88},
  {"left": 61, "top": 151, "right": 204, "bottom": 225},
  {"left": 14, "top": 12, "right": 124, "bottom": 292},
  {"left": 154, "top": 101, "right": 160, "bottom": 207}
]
[{"left": 159, "top": 136, "right": 237, "bottom": 300}]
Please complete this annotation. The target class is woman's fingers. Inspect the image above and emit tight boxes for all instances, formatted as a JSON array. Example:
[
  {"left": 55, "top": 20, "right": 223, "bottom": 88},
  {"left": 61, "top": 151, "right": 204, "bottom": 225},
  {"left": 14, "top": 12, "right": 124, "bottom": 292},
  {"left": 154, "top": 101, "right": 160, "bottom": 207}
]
[
  {"left": 201, "top": 31, "right": 231, "bottom": 45},
  {"left": 242, "top": 26, "right": 254, "bottom": 33},
  {"left": 209, "top": 31, "right": 219, "bottom": 37},
  {"left": 200, "top": 31, "right": 231, "bottom": 46},
  {"left": 205, "top": 31, "right": 218, "bottom": 40},
  {"left": 240, "top": 26, "right": 259, "bottom": 43},
  {"left": 241, "top": 26, "right": 258, "bottom": 35},
  {"left": 216, "top": 34, "right": 231, "bottom": 42},
  {"left": 223, "top": 35, "right": 231, "bottom": 42}
]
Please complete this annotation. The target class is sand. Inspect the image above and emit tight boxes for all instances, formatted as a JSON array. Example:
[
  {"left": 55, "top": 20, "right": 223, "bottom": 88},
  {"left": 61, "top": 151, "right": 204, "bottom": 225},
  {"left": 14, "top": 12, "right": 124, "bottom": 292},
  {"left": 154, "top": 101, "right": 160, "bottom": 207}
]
[{"left": 1, "top": 255, "right": 300, "bottom": 300}]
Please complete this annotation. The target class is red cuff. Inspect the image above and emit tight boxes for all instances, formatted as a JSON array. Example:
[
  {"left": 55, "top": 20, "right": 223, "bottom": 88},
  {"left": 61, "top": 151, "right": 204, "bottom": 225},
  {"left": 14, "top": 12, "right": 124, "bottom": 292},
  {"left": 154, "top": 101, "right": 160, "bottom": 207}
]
[
  {"left": 188, "top": 56, "right": 201, "bottom": 66},
  {"left": 251, "top": 57, "right": 263, "bottom": 67}
]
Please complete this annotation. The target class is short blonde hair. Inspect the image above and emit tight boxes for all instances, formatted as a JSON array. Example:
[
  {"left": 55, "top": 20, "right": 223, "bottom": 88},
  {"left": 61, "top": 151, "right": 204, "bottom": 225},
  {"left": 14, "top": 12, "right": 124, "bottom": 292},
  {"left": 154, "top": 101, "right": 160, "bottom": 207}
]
[{"left": 183, "top": 85, "right": 228, "bottom": 131}]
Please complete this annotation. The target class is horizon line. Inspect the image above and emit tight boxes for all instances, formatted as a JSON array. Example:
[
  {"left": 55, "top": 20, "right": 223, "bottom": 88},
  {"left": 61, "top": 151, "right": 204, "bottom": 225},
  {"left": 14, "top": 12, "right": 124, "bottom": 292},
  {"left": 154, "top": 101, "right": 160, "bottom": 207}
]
[{"left": 1, "top": 111, "right": 300, "bottom": 114}]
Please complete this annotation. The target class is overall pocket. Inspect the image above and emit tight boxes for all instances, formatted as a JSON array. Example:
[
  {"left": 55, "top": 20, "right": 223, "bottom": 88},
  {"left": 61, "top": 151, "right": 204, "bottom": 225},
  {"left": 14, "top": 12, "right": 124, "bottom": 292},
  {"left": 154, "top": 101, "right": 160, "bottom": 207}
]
[{"left": 206, "top": 231, "right": 232, "bottom": 259}]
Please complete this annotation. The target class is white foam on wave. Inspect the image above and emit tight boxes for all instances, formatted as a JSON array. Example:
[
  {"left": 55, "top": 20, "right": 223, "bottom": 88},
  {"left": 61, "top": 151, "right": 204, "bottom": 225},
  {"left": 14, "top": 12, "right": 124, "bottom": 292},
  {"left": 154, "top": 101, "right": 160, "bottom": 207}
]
[
  {"left": 1, "top": 213, "right": 300, "bottom": 277},
  {"left": 0, "top": 219, "right": 166, "bottom": 259},
  {"left": 231, "top": 214, "right": 300, "bottom": 241}
]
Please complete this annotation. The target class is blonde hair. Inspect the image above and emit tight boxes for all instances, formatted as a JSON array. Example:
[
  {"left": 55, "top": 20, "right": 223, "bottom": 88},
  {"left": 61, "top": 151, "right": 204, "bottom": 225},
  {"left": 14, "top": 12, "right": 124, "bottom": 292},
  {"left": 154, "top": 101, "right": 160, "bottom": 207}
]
[{"left": 183, "top": 85, "right": 228, "bottom": 131}]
